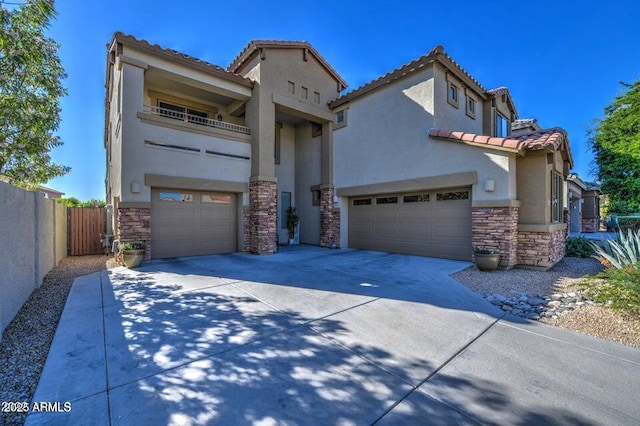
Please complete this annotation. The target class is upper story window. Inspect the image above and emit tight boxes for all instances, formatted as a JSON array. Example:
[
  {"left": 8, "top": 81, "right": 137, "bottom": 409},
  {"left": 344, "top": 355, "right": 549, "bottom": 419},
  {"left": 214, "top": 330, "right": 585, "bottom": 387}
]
[
  {"left": 466, "top": 96, "right": 476, "bottom": 119},
  {"left": 447, "top": 81, "right": 459, "bottom": 108},
  {"left": 495, "top": 112, "right": 509, "bottom": 137},
  {"left": 301, "top": 86, "right": 308, "bottom": 99},
  {"left": 157, "top": 101, "right": 208, "bottom": 125}
]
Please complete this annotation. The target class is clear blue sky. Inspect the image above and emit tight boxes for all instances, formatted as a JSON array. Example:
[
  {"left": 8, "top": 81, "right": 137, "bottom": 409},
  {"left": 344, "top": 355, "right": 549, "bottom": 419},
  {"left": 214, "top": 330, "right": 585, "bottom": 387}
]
[{"left": 43, "top": 0, "right": 640, "bottom": 200}]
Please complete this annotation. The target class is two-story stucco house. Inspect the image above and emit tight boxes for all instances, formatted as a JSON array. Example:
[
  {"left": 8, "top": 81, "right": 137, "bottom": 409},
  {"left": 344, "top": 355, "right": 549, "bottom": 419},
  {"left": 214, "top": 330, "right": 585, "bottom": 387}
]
[{"left": 105, "top": 33, "right": 573, "bottom": 270}]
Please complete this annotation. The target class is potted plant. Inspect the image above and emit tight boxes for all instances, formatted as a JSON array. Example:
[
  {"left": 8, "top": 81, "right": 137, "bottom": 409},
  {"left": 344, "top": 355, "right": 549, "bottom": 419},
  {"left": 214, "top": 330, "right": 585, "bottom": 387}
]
[
  {"left": 120, "top": 241, "right": 146, "bottom": 268},
  {"left": 286, "top": 206, "right": 299, "bottom": 245},
  {"left": 473, "top": 246, "right": 500, "bottom": 271}
]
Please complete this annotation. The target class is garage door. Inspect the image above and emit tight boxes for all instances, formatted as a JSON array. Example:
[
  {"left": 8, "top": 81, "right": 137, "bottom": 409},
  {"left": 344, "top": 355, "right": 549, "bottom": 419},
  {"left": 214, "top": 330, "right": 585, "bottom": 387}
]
[
  {"left": 348, "top": 187, "right": 472, "bottom": 261},
  {"left": 151, "top": 189, "right": 237, "bottom": 259}
]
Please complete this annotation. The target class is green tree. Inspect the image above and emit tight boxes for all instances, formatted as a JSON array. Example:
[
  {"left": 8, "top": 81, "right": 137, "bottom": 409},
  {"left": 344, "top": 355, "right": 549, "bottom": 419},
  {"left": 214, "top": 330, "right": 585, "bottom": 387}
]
[
  {"left": 0, "top": 0, "right": 69, "bottom": 189},
  {"left": 589, "top": 80, "right": 640, "bottom": 214},
  {"left": 56, "top": 197, "right": 105, "bottom": 208}
]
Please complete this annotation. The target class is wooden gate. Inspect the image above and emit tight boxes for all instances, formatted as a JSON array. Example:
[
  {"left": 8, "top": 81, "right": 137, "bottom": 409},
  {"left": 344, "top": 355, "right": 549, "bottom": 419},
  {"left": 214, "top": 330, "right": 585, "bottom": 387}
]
[{"left": 68, "top": 208, "right": 105, "bottom": 256}]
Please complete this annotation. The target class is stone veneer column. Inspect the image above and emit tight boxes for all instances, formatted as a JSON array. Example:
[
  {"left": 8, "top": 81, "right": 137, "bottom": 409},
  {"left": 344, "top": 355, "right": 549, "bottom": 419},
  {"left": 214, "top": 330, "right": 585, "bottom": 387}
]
[
  {"left": 242, "top": 206, "right": 251, "bottom": 252},
  {"left": 248, "top": 179, "right": 277, "bottom": 254},
  {"left": 319, "top": 186, "right": 340, "bottom": 248},
  {"left": 517, "top": 228, "right": 566, "bottom": 269},
  {"left": 117, "top": 207, "right": 151, "bottom": 260},
  {"left": 582, "top": 218, "right": 598, "bottom": 233},
  {"left": 472, "top": 207, "right": 519, "bottom": 269}
]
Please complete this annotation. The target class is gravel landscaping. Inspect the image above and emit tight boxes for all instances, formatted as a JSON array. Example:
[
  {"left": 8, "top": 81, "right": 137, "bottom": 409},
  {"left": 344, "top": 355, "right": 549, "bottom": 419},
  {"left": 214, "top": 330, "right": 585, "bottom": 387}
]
[
  {"left": 0, "top": 255, "right": 116, "bottom": 426},
  {"left": 451, "top": 257, "right": 640, "bottom": 349}
]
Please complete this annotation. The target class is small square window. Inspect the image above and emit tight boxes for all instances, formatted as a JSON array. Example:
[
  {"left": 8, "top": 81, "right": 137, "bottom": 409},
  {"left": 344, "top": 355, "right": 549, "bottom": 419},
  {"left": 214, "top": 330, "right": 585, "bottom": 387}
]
[
  {"left": 466, "top": 97, "right": 476, "bottom": 119},
  {"left": 447, "top": 81, "right": 459, "bottom": 108},
  {"left": 288, "top": 81, "right": 295, "bottom": 94}
]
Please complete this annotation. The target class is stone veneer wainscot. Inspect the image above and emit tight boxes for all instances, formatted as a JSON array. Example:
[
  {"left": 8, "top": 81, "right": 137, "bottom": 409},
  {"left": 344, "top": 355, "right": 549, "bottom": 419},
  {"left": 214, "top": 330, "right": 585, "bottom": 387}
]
[
  {"left": 117, "top": 207, "right": 151, "bottom": 260},
  {"left": 517, "top": 227, "right": 566, "bottom": 270},
  {"left": 471, "top": 206, "right": 519, "bottom": 269}
]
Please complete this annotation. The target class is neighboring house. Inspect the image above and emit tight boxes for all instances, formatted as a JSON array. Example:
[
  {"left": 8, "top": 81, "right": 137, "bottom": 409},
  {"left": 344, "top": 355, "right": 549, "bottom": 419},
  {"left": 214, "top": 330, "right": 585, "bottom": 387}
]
[
  {"left": 105, "top": 33, "right": 574, "bottom": 270},
  {"left": 566, "top": 173, "right": 601, "bottom": 233},
  {"left": 37, "top": 186, "right": 64, "bottom": 199}
]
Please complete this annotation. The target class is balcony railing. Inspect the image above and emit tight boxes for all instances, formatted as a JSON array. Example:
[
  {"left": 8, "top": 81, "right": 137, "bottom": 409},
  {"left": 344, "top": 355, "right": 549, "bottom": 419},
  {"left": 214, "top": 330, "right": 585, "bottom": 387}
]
[{"left": 142, "top": 104, "right": 251, "bottom": 135}]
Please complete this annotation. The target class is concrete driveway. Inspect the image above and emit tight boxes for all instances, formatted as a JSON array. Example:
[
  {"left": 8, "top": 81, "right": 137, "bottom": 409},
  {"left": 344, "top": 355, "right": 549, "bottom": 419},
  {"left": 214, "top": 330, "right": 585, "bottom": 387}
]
[{"left": 27, "top": 246, "right": 640, "bottom": 425}]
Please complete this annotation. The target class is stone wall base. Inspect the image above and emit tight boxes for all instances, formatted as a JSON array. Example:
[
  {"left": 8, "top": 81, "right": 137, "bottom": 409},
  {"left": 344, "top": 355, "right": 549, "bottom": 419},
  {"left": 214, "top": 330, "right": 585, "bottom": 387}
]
[
  {"left": 472, "top": 207, "right": 518, "bottom": 269},
  {"left": 517, "top": 228, "right": 565, "bottom": 270},
  {"left": 247, "top": 180, "right": 277, "bottom": 254},
  {"left": 582, "top": 218, "right": 599, "bottom": 233},
  {"left": 117, "top": 207, "right": 151, "bottom": 260}
]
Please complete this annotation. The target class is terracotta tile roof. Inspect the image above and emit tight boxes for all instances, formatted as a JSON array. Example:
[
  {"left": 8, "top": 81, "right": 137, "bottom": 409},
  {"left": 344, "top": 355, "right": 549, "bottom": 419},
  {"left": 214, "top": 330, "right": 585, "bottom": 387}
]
[
  {"left": 110, "top": 32, "right": 253, "bottom": 87},
  {"left": 228, "top": 40, "right": 347, "bottom": 88},
  {"left": 330, "top": 45, "right": 490, "bottom": 109},
  {"left": 512, "top": 118, "right": 539, "bottom": 130},
  {"left": 428, "top": 127, "right": 573, "bottom": 166}
]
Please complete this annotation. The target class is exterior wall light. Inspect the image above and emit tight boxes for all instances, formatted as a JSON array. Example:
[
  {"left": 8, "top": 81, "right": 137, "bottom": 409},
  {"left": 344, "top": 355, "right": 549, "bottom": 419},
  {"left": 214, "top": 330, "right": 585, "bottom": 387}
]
[
  {"left": 484, "top": 179, "right": 495, "bottom": 192},
  {"left": 130, "top": 181, "right": 141, "bottom": 194}
]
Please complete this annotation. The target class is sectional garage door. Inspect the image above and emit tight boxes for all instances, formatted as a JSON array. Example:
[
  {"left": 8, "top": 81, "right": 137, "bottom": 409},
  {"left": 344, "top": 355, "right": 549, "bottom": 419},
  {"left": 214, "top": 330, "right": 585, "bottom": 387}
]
[
  {"left": 348, "top": 187, "right": 472, "bottom": 261},
  {"left": 151, "top": 188, "right": 237, "bottom": 259}
]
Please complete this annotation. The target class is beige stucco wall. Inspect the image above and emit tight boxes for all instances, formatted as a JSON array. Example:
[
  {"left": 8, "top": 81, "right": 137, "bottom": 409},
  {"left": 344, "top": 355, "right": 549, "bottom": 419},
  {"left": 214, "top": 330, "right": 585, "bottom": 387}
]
[
  {"left": 433, "top": 64, "right": 484, "bottom": 134},
  {"left": 275, "top": 123, "right": 296, "bottom": 243},
  {"left": 117, "top": 62, "right": 251, "bottom": 204},
  {"left": 295, "top": 122, "right": 322, "bottom": 245},
  {"left": 517, "top": 153, "right": 549, "bottom": 224}
]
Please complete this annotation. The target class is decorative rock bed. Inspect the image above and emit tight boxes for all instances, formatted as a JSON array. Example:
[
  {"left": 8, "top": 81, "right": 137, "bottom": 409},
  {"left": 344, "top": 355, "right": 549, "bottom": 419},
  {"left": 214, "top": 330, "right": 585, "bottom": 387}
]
[{"left": 484, "top": 291, "right": 594, "bottom": 320}]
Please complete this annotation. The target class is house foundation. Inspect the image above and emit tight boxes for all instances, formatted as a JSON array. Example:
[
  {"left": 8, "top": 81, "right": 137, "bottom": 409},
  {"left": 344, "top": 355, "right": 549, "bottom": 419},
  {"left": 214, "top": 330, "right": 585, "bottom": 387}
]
[
  {"left": 117, "top": 207, "right": 151, "bottom": 260},
  {"left": 471, "top": 206, "right": 519, "bottom": 269}
]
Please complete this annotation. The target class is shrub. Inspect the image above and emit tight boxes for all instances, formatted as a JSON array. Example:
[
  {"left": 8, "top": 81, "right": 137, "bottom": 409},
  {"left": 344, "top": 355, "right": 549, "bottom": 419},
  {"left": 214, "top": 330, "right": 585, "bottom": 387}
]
[
  {"left": 473, "top": 246, "right": 499, "bottom": 255},
  {"left": 566, "top": 237, "right": 595, "bottom": 258},
  {"left": 119, "top": 241, "right": 146, "bottom": 251},
  {"left": 580, "top": 266, "right": 640, "bottom": 317}
]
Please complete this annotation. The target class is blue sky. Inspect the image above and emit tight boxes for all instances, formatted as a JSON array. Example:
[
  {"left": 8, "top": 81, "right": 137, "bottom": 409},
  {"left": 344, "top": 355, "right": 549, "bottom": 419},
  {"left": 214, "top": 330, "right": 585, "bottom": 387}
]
[{"left": 43, "top": 0, "right": 640, "bottom": 200}]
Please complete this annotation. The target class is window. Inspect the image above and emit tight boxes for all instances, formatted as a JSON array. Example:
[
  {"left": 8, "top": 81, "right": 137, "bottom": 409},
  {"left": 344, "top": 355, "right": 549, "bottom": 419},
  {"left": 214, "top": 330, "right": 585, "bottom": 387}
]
[
  {"left": 288, "top": 81, "right": 295, "bottom": 94},
  {"left": 551, "top": 172, "right": 563, "bottom": 223},
  {"left": 159, "top": 192, "right": 193, "bottom": 202},
  {"left": 202, "top": 194, "right": 231, "bottom": 204},
  {"left": 447, "top": 81, "right": 459, "bottom": 108},
  {"left": 314, "top": 91, "right": 320, "bottom": 104},
  {"left": 157, "top": 101, "right": 209, "bottom": 125},
  {"left": 495, "top": 112, "right": 509, "bottom": 137},
  {"left": 275, "top": 122, "right": 282, "bottom": 164},
  {"left": 436, "top": 191, "right": 469, "bottom": 201},
  {"left": 312, "top": 189, "right": 321, "bottom": 206},
  {"left": 376, "top": 196, "right": 398, "bottom": 204},
  {"left": 301, "top": 86, "right": 308, "bottom": 99},
  {"left": 281, "top": 192, "right": 291, "bottom": 229},
  {"left": 466, "top": 96, "right": 476, "bottom": 119},
  {"left": 353, "top": 199, "right": 371, "bottom": 206},
  {"left": 336, "top": 110, "right": 344, "bottom": 124},
  {"left": 404, "top": 194, "right": 429, "bottom": 203}
]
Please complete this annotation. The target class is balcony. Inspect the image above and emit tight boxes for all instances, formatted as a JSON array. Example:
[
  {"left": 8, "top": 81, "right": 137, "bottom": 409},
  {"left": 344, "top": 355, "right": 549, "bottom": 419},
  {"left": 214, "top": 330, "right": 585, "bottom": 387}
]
[{"left": 141, "top": 104, "right": 251, "bottom": 135}]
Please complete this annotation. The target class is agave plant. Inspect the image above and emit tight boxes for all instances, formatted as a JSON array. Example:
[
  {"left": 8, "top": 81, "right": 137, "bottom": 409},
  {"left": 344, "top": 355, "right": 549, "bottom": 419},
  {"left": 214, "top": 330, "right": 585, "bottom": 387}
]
[{"left": 590, "top": 229, "right": 640, "bottom": 269}]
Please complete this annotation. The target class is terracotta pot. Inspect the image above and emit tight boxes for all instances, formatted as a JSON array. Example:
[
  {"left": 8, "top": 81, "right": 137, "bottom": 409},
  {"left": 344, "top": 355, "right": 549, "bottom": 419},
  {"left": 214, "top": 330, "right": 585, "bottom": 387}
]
[
  {"left": 122, "top": 249, "right": 145, "bottom": 268},
  {"left": 474, "top": 253, "right": 500, "bottom": 271}
]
